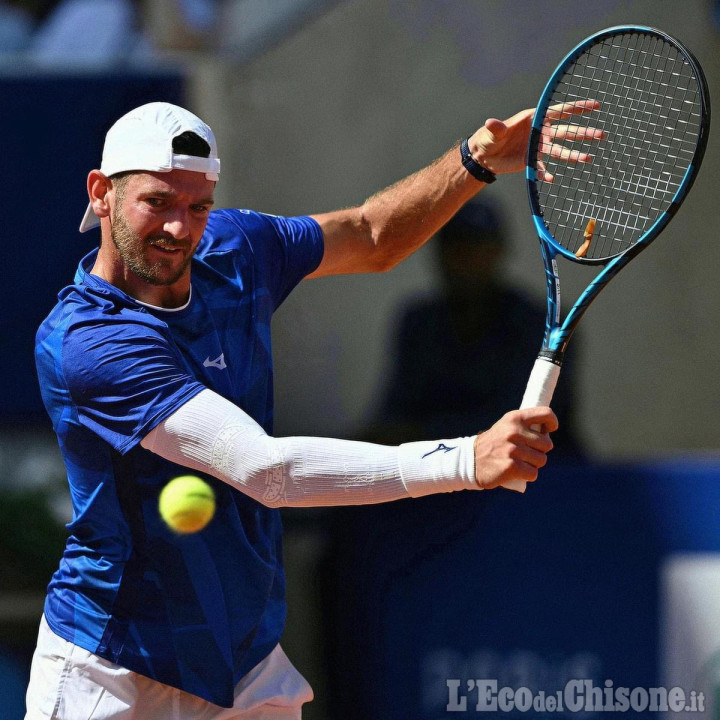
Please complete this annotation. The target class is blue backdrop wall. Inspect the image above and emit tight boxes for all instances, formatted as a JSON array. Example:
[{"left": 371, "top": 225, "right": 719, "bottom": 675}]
[{"left": 1, "top": 73, "right": 184, "bottom": 422}]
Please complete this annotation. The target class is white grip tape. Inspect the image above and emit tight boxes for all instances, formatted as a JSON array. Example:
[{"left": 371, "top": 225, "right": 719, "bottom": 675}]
[
  {"left": 520, "top": 357, "right": 561, "bottom": 410},
  {"left": 503, "top": 357, "right": 561, "bottom": 494}
]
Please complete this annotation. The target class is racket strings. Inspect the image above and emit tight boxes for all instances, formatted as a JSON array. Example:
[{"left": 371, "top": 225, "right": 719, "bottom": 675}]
[
  {"left": 559, "top": 33, "right": 668, "bottom": 256},
  {"left": 595, "top": 33, "right": 667, "bottom": 257},
  {"left": 536, "top": 30, "right": 703, "bottom": 260}
]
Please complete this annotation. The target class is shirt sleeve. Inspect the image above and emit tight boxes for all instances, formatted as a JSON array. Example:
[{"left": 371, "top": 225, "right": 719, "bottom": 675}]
[
  {"left": 62, "top": 313, "right": 206, "bottom": 454},
  {"left": 261, "top": 213, "right": 324, "bottom": 307},
  {"left": 142, "top": 389, "right": 479, "bottom": 507},
  {"left": 199, "top": 209, "right": 324, "bottom": 309}
]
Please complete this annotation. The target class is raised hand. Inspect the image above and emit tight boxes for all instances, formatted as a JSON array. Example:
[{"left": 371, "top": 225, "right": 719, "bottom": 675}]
[{"left": 466, "top": 100, "right": 604, "bottom": 180}]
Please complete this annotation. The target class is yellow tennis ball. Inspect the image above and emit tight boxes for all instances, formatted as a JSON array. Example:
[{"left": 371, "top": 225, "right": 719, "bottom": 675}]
[{"left": 159, "top": 475, "right": 215, "bottom": 534}]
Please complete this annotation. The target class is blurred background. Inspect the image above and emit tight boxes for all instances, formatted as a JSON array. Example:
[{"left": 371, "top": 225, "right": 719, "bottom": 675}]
[{"left": 1, "top": 1, "right": 719, "bottom": 718}]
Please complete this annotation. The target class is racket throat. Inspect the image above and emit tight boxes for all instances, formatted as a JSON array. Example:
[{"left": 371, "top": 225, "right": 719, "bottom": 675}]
[{"left": 541, "top": 316, "right": 570, "bottom": 365}]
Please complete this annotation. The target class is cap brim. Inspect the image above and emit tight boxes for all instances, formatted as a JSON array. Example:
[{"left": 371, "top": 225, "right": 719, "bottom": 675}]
[{"left": 79, "top": 202, "right": 100, "bottom": 233}]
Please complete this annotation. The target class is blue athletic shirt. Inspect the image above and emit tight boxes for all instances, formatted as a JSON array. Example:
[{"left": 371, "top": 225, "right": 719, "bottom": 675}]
[{"left": 34, "top": 209, "right": 324, "bottom": 707}]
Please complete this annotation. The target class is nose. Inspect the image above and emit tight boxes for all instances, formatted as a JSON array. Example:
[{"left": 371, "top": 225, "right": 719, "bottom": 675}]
[{"left": 163, "top": 208, "right": 191, "bottom": 239}]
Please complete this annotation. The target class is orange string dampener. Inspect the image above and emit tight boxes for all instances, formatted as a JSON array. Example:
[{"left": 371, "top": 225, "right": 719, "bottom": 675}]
[{"left": 576, "top": 219, "right": 595, "bottom": 258}]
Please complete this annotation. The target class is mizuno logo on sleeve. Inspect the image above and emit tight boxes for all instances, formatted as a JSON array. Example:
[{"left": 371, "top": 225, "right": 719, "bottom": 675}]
[{"left": 422, "top": 443, "right": 457, "bottom": 459}]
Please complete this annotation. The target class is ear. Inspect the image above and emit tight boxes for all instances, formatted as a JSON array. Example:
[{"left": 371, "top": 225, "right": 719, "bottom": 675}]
[{"left": 87, "top": 170, "right": 113, "bottom": 221}]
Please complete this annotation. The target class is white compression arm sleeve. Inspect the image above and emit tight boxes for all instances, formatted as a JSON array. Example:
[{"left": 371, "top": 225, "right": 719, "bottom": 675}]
[{"left": 141, "top": 389, "right": 479, "bottom": 507}]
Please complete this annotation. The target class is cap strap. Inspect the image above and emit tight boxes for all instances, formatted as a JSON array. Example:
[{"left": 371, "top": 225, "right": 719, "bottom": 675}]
[{"left": 172, "top": 154, "right": 220, "bottom": 176}]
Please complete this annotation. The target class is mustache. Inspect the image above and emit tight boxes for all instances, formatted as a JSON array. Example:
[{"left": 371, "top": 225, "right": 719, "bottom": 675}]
[{"left": 146, "top": 234, "right": 191, "bottom": 250}]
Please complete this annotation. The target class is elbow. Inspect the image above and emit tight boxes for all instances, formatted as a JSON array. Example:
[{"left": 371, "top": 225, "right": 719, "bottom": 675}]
[
  {"left": 370, "top": 245, "right": 404, "bottom": 273},
  {"left": 227, "top": 435, "right": 289, "bottom": 508},
  {"left": 359, "top": 210, "right": 405, "bottom": 273},
  {"left": 229, "top": 471, "right": 287, "bottom": 509},
  {"left": 256, "top": 467, "right": 288, "bottom": 508}
]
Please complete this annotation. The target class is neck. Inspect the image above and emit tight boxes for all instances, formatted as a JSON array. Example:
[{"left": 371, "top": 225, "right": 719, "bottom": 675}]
[{"left": 90, "top": 241, "right": 192, "bottom": 309}]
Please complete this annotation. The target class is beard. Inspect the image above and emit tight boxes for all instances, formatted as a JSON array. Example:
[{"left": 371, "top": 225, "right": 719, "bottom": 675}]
[{"left": 110, "top": 206, "right": 194, "bottom": 287}]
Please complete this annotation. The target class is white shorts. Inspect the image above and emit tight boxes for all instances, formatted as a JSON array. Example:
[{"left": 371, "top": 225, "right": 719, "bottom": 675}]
[{"left": 24, "top": 615, "right": 313, "bottom": 720}]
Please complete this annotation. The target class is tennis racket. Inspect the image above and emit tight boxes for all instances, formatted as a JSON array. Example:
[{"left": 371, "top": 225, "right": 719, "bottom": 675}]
[{"left": 508, "top": 25, "right": 710, "bottom": 492}]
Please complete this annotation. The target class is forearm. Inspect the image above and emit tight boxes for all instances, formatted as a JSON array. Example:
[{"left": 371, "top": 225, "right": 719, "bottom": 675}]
[
  {"left": 309, "top": 143, "right": 485, "bottom": 277},
  {"left": 141, "top": 389, "right": 479, "bottom": 508},
  {"left": 360, "top": 146, "right": 484, "bottom": 269}
]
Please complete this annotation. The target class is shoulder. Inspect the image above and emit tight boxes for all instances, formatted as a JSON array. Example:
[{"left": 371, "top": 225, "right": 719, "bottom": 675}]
[
  {"left": 195, "top": 209, "right": 323, "bottom": 305},
  {"left": 36, "top": 283, "right": 181, "bottom": 411},
  {"left": 197, "top": 209, "right": 321, "bottom": 257},
  {"left": 53, "top": 288, "right": 172, "bottom": 373},
  {"left": 38, "top": 281, "right": 165, "bottom": 348}
]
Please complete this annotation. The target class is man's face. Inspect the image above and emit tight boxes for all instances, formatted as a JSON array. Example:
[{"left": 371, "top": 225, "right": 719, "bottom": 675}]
[{"left": 109, "top": 169, "right": 215, "bottom": 287}]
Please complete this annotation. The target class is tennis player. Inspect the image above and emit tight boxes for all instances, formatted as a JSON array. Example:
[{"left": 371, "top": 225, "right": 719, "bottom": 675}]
[{"left": 26, "top": 101, "right": 595, "bottom": 719}]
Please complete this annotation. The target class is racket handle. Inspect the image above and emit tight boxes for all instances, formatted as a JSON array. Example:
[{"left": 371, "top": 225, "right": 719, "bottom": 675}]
[
  {"left": 520, "top": 356, "right": 561, "bottom": 410},
  {"left": 503, "top": 357, "right": 561, "bottom": 493}
]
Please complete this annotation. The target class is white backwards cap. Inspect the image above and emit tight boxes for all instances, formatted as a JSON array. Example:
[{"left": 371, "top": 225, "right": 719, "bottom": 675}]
[{"left": 79, "top": 102, "right": 221, "bottom": 232}]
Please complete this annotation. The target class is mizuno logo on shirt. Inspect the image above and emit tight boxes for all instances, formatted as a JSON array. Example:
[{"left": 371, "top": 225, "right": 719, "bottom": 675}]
[
  {"left": 422, "top": 443, "right": 457, "bottom": 459},
  {"left": 203, "top": 353, "right": 227, "bottom": 370}
]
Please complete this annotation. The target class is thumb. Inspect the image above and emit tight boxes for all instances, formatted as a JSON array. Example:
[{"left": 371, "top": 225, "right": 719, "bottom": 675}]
[{"left": 484, "top": 117, "right": 508, "bottom": 139}]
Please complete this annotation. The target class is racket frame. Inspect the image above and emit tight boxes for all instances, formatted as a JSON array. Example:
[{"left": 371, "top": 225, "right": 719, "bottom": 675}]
[{"left": 525, "top": 24, "right": 711, "bottom": 364}]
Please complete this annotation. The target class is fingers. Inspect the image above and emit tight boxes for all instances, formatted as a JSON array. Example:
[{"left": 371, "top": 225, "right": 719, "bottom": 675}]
[
  {"left": 473, "top": 408, "right": 558, "bottom": 490},
  {"left": 541, "top": 125, "right": 605, "bottom": 162},
  {"left": 511, "top": 441, "right": 551, "bottom": 472},
  {"left": 539, "top": 127, "right": 603, "bottom": 162},
  {"left": 549, "top": 124, "right": 606, "bottom": 143},
  {"left": 545, "top": 99, "right": 600, "bottom": 122},
  {"left": 536, "top": 101, "right": 604, "bottom": 179},
  {"left": 544, "top": 142, "right": 593, "bottom": 164},
  {"left": 519, "top": 406, "right": 559, "bottom": 433},
  {"left": 537, "top": 160, "right": 553, "bottom": 183}
]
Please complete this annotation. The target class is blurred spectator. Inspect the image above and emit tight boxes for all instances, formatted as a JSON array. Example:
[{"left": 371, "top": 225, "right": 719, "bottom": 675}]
[
  {"left": 364, "top": 196, "right": 584, "bottom": 459},
  {"left": 0, "top": 2, "right": 33, "bottom": 51},
  {"left": 26, "top": 0, "right": 154, "bottom": 67},
  {"left": 141, "top": 0, "right": 218, "bottom": 52},
  {"left": 3, "top": 0, "right": 344, "bottom": 63}
]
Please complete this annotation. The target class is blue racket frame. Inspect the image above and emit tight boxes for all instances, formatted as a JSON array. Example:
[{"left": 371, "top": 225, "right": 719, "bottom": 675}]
[{"left": 525, "top": 25, "right": 711, "bottom": 363}]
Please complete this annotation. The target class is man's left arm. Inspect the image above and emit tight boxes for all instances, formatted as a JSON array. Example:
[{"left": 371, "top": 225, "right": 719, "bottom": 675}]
[{"left": 308, "top": 102, "right": 602, "bottom": 277}]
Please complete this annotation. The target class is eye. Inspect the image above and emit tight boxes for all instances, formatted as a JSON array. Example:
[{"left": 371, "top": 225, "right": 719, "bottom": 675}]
[
  {"left": 145, "top": 197, "right": 165, "bottom": 208},
  {"left": 190, "top": 204, "right": 211, "bottom": 215}
]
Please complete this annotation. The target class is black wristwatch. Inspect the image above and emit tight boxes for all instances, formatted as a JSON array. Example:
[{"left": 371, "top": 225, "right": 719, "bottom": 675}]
[{"left": 460, "top": 137, "right": 496, "bottom": 184}]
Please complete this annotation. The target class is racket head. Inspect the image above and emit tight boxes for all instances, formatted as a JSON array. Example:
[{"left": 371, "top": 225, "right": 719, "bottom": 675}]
[{"left": 527, "top": 25, "right": 710, "bottom": 266}]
